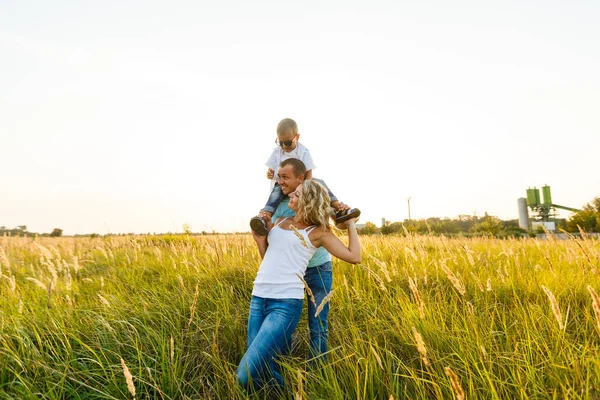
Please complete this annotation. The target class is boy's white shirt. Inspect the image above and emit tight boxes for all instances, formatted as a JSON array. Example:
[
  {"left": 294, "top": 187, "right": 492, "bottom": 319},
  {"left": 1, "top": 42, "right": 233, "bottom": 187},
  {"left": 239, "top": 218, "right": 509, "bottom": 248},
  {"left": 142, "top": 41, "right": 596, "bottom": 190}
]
[{"left": 265, "top": 142, "right": 316, "bottom": 186}]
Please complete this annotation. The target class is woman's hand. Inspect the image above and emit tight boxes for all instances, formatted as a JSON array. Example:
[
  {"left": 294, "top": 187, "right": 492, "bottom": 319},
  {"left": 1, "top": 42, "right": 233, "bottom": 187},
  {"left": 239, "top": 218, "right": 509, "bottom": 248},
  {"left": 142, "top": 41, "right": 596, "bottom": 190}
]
[
  {"left": 266, "top": 168, "right": 275, "bottom": 179},
  {"left": 336, "top": 218, "right": 358, "bottom": 230}
]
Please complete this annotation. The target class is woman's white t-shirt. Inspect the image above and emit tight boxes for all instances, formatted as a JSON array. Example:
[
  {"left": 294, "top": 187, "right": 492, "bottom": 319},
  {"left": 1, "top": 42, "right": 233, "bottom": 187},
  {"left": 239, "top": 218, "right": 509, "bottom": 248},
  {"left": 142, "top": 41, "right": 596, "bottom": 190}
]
[{"left": 252, "top": 219, "right": 318, "bottom": 299}]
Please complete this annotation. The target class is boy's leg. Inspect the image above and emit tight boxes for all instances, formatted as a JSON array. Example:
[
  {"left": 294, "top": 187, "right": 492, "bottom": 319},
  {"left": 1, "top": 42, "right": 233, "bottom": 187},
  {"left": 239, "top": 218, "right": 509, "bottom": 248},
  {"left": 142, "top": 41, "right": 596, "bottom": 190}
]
[
  {"left": 304, "top": 262, "right": 333, "bottom": 366},
  {"left": 250, "top": 184, "right": 284, "bottom": 235},
  {"left": 262, "top": 183, "right": 284, "bottom": 215}
]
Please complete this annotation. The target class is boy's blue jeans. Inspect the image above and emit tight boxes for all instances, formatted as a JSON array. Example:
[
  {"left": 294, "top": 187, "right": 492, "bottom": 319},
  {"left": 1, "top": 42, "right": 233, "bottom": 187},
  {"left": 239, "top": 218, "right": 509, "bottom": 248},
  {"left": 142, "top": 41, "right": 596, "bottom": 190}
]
[
  {"left": 236, "top": 296, "right": 303, "bottom": 391},
  {"left": 304, "top": 262, "right": 333, "bottom": 362},
  {"left": 262, "top": 179, "right": 338, "bottom": 214}
]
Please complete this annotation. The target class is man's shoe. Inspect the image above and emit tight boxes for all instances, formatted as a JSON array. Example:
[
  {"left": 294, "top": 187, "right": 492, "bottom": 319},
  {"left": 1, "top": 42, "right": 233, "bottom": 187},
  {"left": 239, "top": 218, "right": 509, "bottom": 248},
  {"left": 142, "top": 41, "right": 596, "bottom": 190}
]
[
  {"left": 335, "top": 208, "right": 361, "bottom": 224},
  {"left": 250, "top": 216, "right": 269, "bottom": 236}
]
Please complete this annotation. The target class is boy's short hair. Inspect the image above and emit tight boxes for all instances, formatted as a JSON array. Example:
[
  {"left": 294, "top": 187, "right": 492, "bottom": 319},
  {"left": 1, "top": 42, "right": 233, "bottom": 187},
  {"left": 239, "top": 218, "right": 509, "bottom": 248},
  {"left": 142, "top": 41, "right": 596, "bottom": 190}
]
[
  {"left": 277, "top": 118, "right": 298, "bottom": 135},
  {"left": 280, "top": 158, "right": 306, "bottom": 178}
]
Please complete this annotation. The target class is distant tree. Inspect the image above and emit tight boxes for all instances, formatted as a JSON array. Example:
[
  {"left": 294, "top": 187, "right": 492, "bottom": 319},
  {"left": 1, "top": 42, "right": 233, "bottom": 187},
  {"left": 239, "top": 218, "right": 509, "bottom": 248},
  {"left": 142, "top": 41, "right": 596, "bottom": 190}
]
[
  {"left": 50, "top": 228, "right": 63, "bottom": 237},
  {"left": 358, "top": 222, "right": 379, "bottom": 235},
  {"left": 567, "top": 197, "right": 600, "bottom": 232},
  {"left": 471, "top": 214, "right": 503, "bottom": 236},
  {"left": 17, "top": 225, "right": 27, "bottom": 232},
  {"left": 381, "top": 222, "right": 403, "bottom": 235}
]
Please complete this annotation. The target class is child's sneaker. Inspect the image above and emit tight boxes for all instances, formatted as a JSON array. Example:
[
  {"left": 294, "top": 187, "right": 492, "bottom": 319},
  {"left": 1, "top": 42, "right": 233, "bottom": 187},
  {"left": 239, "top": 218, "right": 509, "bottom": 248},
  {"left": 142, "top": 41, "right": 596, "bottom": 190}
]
[
  {"left": 335, "top": 208, "right": 361, "bottom": 224},
  {"left": 250, "top": 216, "right": 269, "bottom": 236}
]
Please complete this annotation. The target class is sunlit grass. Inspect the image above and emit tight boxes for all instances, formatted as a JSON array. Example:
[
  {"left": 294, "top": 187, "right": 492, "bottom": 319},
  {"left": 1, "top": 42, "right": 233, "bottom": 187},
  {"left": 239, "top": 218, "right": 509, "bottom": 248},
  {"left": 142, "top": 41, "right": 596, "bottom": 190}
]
[{"left": 1, "top": 233, "right": 599, "bottom": 399}]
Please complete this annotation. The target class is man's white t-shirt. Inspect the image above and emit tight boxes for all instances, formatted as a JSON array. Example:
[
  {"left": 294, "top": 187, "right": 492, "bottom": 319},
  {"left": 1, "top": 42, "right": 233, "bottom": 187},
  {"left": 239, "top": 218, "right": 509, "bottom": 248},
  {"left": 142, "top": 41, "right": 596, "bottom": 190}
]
[{"left": 265, "top": 142, "right": 316, "bottom": 183}]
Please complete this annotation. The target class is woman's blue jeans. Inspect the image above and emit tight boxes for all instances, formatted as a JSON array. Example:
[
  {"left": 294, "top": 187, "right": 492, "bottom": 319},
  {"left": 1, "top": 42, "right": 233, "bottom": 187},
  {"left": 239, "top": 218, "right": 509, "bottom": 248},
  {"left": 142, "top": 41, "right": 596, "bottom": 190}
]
[{"left": 236, "top": 296, "right": 303, "bottom": 390}]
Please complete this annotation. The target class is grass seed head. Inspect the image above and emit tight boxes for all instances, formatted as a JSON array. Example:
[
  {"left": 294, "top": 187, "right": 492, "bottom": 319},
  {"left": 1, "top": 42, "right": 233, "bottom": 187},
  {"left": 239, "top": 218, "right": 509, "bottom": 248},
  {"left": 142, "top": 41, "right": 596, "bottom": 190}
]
[
  {"left": 587, "top": 285, "right": 600, "bottom": 334},
  {"left": 541, "top": 285, "right": 564, "bottom": 330},
  {"left": 120, "top": 358, "right": 136, "bottom": 398},
  {"left": 411, "top": 326, "right": 430, "bottom": 366},
  {"left": 445, "top": 366, "right": 464, "bottom": 400}
]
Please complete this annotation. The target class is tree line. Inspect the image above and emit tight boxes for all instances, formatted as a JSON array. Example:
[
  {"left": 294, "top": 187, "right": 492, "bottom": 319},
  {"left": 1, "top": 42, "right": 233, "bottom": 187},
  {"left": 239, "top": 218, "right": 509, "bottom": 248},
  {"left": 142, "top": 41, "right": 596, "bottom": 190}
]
[
  {"left": 0, "top": 226, "right": 63, "bottom": 237},
  {"left": 358, "top": 197, "right": 600, "bottom": 237}
]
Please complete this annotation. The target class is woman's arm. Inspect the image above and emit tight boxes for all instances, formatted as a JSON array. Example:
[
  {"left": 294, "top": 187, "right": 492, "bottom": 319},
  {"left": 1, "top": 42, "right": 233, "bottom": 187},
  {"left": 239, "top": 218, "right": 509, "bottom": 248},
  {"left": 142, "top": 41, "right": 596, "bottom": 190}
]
[
  {"left": 252, "top": 231, "right": 268, "bottom": 259},
  {"left": 252, "top": 218, "right": 277, "bottom": 259},
  {"left": 313, "top": 219, "right": 361, "bottom": 264}
]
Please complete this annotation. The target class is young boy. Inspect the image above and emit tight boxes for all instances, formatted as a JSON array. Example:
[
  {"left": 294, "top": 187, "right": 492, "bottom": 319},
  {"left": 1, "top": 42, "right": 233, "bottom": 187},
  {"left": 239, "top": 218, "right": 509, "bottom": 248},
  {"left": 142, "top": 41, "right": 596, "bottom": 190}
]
[{"left": 250, "top": 118, "right": 360, "bottom": 235}]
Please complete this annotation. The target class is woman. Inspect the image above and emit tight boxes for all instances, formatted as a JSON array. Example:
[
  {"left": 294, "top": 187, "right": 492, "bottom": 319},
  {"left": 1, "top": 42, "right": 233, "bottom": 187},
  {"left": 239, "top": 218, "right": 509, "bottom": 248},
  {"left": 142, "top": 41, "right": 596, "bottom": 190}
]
[{"left": 236, "top": 180, "right": 361, "bottom": 391}]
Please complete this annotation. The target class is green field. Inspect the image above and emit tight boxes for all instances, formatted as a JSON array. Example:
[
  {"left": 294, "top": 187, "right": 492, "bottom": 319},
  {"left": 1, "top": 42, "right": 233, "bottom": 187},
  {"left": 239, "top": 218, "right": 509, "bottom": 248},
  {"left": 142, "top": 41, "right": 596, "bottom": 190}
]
[{"left": 1, "top": 233, "right": 599, "bottom": 399}]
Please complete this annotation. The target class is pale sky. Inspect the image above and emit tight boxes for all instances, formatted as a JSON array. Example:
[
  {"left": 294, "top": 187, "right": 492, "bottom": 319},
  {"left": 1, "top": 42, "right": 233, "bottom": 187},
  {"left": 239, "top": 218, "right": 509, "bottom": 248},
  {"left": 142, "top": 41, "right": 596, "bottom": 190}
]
[{"left": 1, "top": 1, "right": 599, "bottom": 235}]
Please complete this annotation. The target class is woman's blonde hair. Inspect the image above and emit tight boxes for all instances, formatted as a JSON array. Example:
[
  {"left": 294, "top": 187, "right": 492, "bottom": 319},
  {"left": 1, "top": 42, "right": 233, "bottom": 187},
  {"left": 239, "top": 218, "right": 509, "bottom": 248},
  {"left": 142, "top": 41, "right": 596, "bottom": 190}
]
[{"left": 296, "top": 180, "right": 332, "bottom": 230}]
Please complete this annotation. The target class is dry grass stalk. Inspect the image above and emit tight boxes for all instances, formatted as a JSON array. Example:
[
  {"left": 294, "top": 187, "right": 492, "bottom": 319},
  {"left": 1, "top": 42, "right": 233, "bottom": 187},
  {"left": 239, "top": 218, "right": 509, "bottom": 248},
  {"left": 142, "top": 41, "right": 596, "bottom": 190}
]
[
  {"left": 541, "top": 285, "right": 564, "bottom": 330},
  {"left": 120, "top": 357, "right": 136, "bottom": 399},
  {"left": 486, "top": 278, "right": 492, "bottom": 292},
  {"left": 405, "top": 246, "right": 418, "bottom": 262},
  {"left": 445, "top": 366, "right": 464, "bottom": 400},
  {"left": 296, "top": 273, "right": 317, "bottom": 307},
  {"left": 441, "top": 261, "right": 466, "bottom": 296},
  {"left": 177, "top": 274, "right": 185, "bottom": 290},
  {"left": 463, "top": 246, "right": 475, "bottom": 267},
  {"left": 295, "top": 369, "right": 304, "bottom": 400},
  {"left": 290, "top": 224, "right": 309, "bottom": 248},
  {"left": 97, "top": 294, "right": 111, "bottom": 308},
  {"left": 2, "top": 274, "right": 17, "bottom": 291},
  {"left": 370, "top": 344, "right": 384, "bottom": 370},
  {"left": 314, "top": 290, "right": 334, "bottom": 317},
  {"left": 36, "top": 244, "right": 54, "bottom": 261},
  {"left": 408, "top": 277, "right": 425, "bottom": 319},
  {"left": 470, "top": 272, "right": 484, "bottom": 293},
  {"left": 65, "top": 270, "right": 72, "bottom": 291},
  {"left": 187, "top": 284, "right": 199, "bottom": 329},
  {"left": 359, "top": 264, "right": 387, "bottom": 292},
  {"left": 496, "top": 267, "right": 505, "bottom": 283},
  {"left": 170, "top": 336, "right": 174, "bottom": 364},
  {"left": 587, "top": 285, "right": 600, "bottom": 334},
  {"left": 0, "top": 247, "right": 10, "bottom": 270},
  {"left": 411, "top": 326, "right": 430, "bottom": 366},
  {"left": 26, "top": 277, "right": 47, "bottom": 290},
  {"left": 370, "top": 256, "right": 392, "bottom": 283},
  {"left": 479, "top": 345, "right": 487, "bottom": 361},
  {"left": 466, "top": 301, "right": 474, "bottom": 315},
  {"left": 72, "top": 256, "right": 82, "bottom": 273}
]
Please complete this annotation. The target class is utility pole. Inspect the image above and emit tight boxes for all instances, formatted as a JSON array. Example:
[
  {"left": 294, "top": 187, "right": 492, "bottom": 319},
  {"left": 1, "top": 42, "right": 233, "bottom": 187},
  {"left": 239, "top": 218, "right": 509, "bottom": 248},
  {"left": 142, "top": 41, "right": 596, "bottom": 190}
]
[{"left": 407, "top": 197, "right": 411, "bottom": 221}]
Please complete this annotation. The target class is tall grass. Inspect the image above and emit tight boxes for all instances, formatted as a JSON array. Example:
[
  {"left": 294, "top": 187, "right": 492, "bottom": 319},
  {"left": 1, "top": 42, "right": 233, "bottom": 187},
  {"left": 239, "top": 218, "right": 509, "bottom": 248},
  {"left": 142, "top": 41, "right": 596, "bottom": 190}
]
[{"left": 1, "top": 233, "right": 599, "bottom": 399}]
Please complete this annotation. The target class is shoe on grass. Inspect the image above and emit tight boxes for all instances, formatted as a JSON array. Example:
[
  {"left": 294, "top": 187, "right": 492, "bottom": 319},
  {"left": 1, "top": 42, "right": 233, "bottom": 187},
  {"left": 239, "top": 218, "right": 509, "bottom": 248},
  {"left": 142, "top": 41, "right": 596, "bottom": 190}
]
[
  {"left": 335, "top": 208, "right": 361, "bottom": 224},
  {"left": 250, "top": 216, "right": 269, "bottom": 236}
]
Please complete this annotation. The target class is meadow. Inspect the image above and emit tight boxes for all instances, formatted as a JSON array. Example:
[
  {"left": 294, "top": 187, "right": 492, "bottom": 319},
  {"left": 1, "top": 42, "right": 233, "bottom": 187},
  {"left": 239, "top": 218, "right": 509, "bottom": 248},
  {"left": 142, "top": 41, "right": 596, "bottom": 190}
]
[{"left": 1, "top": 232, "right": 599, "bottom": 399}]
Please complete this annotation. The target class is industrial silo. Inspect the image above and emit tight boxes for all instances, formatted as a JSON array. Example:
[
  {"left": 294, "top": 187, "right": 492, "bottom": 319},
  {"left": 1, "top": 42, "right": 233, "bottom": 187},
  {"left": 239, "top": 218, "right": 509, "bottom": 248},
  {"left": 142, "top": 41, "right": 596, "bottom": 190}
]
[
  {"left": 517, "top": 198, "right": 529, "bottom": 230},
  {"left": 542, "top": 185, "right": 552, "bottom": 205}
]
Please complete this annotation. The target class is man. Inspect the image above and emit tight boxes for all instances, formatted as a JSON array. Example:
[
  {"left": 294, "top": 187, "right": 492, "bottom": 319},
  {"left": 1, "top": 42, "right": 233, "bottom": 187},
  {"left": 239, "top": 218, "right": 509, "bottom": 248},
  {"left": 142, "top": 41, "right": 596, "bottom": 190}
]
[{"left": 256, "top": 158, "right": 357, "bottom": 363}]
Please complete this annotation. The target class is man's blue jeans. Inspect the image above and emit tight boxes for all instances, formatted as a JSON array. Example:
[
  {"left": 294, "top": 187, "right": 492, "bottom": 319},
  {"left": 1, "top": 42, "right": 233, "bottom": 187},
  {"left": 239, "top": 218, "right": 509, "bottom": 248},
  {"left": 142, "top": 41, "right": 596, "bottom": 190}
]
[
  {"left": 236, "top": 296, "right": 303, "bottom": 390},
  {"left": 305, "top": 262, "right": 333, "bottom": 361}
]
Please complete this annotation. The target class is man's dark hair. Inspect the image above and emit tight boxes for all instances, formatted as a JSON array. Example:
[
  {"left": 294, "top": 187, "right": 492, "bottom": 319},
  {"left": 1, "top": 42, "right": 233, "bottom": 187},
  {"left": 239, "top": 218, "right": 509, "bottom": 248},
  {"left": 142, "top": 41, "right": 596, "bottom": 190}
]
[{"left": 280, "top": 158, "right": 306, "bottom": 178}]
